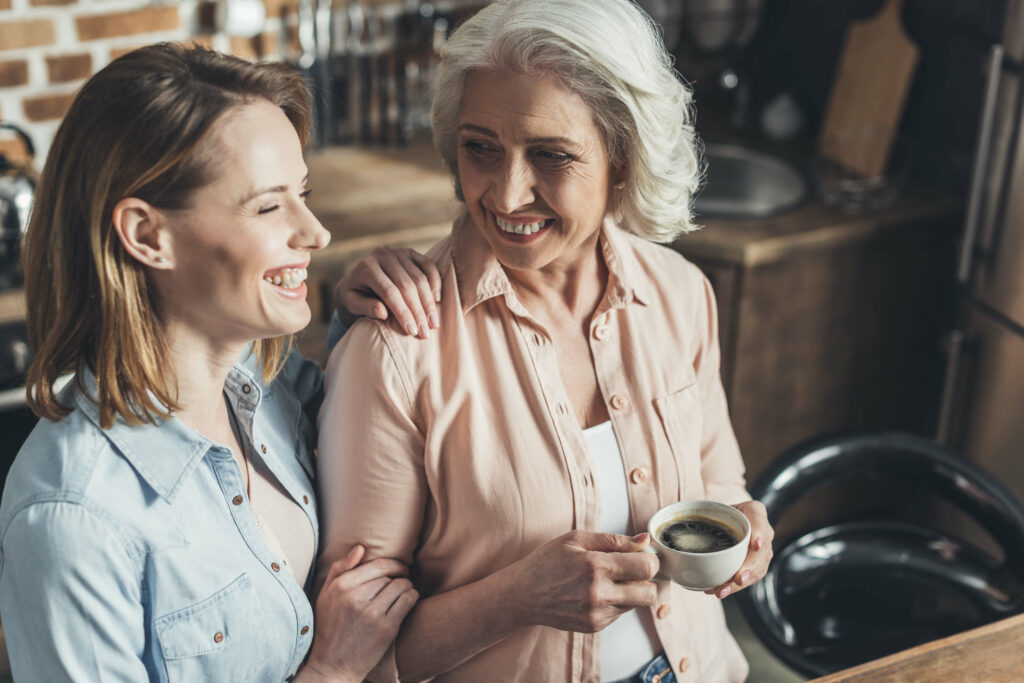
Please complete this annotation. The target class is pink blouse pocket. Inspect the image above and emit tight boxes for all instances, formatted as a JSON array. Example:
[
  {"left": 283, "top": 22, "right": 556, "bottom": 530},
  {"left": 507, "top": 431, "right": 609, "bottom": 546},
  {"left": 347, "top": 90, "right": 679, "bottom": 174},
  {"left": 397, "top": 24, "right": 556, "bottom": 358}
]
[{"left": 653, "top": 384, "right": 704, "bottom": 501}]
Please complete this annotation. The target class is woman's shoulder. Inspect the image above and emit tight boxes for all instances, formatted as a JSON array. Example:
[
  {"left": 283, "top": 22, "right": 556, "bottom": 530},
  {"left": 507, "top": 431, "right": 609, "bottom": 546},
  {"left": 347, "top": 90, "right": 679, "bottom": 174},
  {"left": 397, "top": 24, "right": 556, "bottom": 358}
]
[
  {"left": 6, "top": 406, "right": 103, "bottom": 498},
  {"left": 2, "top": 394, "right": 172, "bottom": 549},
  {"left": 613, "top": 227, "right": 710, "bottom": 291},
  {"left": 1, "top": 406, "right": 121, "bottom": 536}
]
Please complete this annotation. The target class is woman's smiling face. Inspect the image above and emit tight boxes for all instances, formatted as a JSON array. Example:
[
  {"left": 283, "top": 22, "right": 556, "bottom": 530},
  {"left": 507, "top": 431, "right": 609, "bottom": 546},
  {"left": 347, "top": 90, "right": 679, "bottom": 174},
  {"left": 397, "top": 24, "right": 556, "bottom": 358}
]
[
  {"left": 157, "top": 99, "right": 330, "bottom": 344},
  {"left": 456, "top": 68, "right": 619, "bottom": 274}
]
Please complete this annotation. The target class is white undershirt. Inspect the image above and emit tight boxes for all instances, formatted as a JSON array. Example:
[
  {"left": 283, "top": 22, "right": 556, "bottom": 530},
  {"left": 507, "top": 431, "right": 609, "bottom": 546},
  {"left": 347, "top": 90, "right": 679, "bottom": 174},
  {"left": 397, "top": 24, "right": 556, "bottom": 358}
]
[{"left": 582, "top": 421, "right": 661, "bottom": 681}]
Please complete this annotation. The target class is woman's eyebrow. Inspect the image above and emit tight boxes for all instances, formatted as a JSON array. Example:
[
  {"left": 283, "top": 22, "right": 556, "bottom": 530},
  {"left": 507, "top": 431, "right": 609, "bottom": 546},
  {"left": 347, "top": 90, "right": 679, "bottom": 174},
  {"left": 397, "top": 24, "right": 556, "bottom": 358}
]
[
  {"left": 241, "top": 174, "right": 310, "bottom": 202},
  {"left": 457, "top": 123, "right": 498, "bottom": 137},
  {"left": 458, "top": 124, "right": 577, "bottom": 147}
]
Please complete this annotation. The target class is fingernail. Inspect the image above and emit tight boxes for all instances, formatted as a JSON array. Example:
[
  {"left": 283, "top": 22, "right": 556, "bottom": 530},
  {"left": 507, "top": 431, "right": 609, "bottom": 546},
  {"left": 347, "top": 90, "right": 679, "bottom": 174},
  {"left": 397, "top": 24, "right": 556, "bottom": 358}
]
[
  {"left": 718, "top": 587, "right": 731, "bottom": 599},
  {"left": 429, "top": 312, "right": 440, "bottom": 328},
  {"left": 631, "top": 532, "right": 649, "bottom": 542},
  {"left": 405, "top": 322, "right": 418, "bottom": 336},
  {"left": 741, "top": 571, "right": 751, "bottom": 586},
  {"left": 434, "top": 291, "right": 442, "bottom": 303},
  {"left": 420, "top": 323, "right": 431, "bottom": 338}
]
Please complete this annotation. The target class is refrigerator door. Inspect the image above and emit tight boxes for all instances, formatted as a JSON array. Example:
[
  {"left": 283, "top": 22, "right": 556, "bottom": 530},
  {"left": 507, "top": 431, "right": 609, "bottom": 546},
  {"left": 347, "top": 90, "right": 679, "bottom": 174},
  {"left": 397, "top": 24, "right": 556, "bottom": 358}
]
[
  {"left": 958, "top": 305, "right": 1024, "bottom": 502},
  {"left": 970, "top": 12, "right": 1024, "bottom": 328},
  {"left": 972, "top": 99, "right": 1024, "bottom": 328}
]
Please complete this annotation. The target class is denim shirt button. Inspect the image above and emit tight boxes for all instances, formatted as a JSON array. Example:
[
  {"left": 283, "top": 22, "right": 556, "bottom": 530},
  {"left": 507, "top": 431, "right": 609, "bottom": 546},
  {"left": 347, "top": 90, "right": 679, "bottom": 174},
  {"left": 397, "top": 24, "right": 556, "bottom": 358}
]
[
  {"left": 260, "top": 444, "right": 267, "bottom": 454},
  {"left": 271, "top": 562, "right": 281, "bottom": 572},
  {"left": 241, "top": 384, "right": 251, "bottom": 394},
  {"left": 300, "top": 625, "right": 310, "bottom": 635},
  {"left": 232, "top": 495, "right": 243, "bottom": 506},
  {"left": 302, "top": 495, "right": 309, "bottom": 504},
  {"left": 213, "top": 632, "right": 224, "bottom": 643}
]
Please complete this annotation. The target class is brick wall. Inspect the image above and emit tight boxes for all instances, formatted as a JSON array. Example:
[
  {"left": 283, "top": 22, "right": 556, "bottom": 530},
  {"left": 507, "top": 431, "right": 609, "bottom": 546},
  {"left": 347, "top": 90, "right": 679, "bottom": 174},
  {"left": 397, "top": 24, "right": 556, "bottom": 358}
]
[{"left": 0, "top": 0, "right": 297, "bottom": 168}]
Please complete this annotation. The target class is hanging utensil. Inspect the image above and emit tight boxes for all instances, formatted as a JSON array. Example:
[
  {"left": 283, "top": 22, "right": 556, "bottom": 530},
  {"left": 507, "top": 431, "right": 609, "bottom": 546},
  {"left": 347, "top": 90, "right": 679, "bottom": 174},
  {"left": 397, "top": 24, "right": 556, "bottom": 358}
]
[{"left": 0, "top": 123, "right": 36, "bottom": 286}]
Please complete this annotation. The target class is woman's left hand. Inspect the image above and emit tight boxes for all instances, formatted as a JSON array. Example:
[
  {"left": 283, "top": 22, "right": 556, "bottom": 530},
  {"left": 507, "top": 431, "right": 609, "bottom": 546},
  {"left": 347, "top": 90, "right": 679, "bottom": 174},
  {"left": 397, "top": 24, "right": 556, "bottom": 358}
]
[
  {"left": 333, "top": 246, "right": 442, "bottom": 338},
  {"left": 706, "top": 500, "right": 774, "bottom": 599}
]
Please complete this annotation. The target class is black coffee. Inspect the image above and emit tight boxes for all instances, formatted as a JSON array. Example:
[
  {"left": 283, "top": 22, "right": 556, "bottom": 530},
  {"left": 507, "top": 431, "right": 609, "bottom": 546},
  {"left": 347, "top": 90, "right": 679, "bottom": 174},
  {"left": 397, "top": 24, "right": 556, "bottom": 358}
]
[{"left": 657, "top": 515, "right": 739, "bottom": 553}]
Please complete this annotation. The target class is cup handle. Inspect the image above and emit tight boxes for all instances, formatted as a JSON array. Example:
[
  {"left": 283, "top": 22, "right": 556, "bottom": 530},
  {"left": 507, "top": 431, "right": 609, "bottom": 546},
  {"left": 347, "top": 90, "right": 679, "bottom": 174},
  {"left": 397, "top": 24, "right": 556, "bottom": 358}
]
[{"left": 642, "top": 544, "right": 669, "bottom": 582}]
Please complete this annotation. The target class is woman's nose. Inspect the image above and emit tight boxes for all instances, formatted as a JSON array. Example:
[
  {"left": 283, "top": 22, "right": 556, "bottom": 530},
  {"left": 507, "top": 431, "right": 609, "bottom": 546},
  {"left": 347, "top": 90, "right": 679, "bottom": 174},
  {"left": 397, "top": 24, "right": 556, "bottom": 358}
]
[
  {"left": 294, "top": 203, "right": 331, "bottom": 251},
  {"left": 492, "top": 158, "right": 535, "bottom": 214}
]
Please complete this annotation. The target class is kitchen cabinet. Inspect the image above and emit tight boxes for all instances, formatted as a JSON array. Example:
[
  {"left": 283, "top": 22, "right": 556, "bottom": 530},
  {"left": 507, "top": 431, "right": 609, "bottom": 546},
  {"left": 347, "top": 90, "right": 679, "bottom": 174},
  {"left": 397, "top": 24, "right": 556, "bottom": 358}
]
[{"left": 674, "top": 193, "right": 962, "bottom": 482}]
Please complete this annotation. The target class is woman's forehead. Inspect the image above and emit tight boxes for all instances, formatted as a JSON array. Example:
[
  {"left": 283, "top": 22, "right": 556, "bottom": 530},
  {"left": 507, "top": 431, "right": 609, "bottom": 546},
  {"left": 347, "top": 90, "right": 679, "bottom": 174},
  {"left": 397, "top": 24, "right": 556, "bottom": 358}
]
[{"left": 459, "top": 70, "right": 599, "bottom": 142}]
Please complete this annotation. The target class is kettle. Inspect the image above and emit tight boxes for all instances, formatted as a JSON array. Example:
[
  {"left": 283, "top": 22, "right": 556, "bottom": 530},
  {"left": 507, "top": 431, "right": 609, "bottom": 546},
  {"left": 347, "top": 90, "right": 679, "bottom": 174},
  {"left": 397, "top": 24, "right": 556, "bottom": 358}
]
[{"left": 0, "top": 122, "right": 36, "bottom": 287}]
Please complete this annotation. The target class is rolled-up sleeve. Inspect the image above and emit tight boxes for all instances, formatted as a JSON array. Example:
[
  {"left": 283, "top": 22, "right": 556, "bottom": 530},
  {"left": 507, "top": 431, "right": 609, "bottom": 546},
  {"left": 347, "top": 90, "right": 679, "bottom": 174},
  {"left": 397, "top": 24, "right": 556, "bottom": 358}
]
[
  {"left": 693, "top": 272, "right": 750, "bottom": 505},
  {"left": 0, "top": 501, "right": 148, "bottom": 682}
]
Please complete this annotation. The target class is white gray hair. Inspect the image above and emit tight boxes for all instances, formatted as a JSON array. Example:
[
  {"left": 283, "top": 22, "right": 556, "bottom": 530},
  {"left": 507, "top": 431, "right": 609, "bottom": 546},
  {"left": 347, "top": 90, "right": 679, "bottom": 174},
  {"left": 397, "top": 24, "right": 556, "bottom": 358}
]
[{"left": 431, "top": 0, "right": 702, "bottom": 242}]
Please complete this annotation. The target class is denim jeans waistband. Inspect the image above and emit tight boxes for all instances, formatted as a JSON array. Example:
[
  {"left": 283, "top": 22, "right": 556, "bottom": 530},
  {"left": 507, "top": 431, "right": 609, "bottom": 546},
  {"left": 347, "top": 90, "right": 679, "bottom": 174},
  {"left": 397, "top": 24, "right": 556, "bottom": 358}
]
[{"left": 611, "top": 652, "right": 675, "bottom": 683}]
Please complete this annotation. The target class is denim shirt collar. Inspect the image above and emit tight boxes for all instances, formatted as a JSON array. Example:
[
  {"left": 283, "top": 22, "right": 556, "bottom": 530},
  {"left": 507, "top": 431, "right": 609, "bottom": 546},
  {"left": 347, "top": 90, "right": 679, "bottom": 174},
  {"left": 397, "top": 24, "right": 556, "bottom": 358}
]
[{"left": 71, "top": 362, "right": 262, "bottom": 503}]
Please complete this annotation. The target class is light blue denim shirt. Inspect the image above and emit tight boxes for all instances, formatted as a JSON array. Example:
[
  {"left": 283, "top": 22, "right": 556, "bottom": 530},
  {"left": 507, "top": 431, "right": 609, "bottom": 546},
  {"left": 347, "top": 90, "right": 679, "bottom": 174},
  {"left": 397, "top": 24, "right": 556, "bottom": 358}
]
[{"left": 0, "top": 350, "right": 323, "bottom": 682}]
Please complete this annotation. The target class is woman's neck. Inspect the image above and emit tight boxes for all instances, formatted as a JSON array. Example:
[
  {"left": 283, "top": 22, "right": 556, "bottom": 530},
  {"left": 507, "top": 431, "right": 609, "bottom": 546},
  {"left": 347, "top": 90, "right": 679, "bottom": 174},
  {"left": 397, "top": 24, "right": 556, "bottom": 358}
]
[
  {"left": 506, "top": 237, "right": 608, "bottom": 322},
  {"left": 162, "top": 320, "right": 249, "bottom": 439}
]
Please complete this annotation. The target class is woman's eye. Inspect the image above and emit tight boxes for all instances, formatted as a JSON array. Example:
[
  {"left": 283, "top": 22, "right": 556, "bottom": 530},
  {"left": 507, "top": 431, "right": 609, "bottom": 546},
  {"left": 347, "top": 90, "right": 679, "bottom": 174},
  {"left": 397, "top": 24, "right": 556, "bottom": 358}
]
[
  {"left": 536, "top": 150, "right": 573, "bottom": 164},
  {"left": 300, "top": 188, "right": 313, "bottom": 201},
  {"left": 257, "top": 205, "right": 280, "bottom": 215},
  {"left": 461, "top": 139, "right": 495, "bottom": 156}
]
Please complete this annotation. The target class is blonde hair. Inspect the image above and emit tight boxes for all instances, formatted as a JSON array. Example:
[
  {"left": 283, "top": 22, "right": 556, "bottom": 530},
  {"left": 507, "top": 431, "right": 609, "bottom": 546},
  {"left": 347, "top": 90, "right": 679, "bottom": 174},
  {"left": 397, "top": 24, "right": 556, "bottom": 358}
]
[
  {"left": 24, "top": 43, "right": 311, "bottom": 429},
  {"left": 431, "top": 0, "right": 702, "bottom": 243}
]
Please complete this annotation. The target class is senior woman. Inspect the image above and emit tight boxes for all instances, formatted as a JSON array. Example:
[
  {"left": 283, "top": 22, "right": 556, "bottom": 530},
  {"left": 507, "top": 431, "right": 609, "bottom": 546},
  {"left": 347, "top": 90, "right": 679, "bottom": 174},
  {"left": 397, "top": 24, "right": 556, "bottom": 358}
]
[
  {"left": 317, "top": 0, "right": 774, "bottom": 681},
  {"left": 0, "top": 44, "right": 441, "bottom": 681}
]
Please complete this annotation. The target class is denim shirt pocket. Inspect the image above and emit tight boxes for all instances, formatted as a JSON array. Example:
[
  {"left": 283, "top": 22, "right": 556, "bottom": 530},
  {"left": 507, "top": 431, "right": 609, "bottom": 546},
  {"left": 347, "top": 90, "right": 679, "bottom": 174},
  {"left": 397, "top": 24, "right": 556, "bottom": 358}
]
[
  {"left": 653, "top": 383, "right": 704, "bottom": 502},
  {"left": 155, "top": 573, "right": 269, "bottom": 682}
]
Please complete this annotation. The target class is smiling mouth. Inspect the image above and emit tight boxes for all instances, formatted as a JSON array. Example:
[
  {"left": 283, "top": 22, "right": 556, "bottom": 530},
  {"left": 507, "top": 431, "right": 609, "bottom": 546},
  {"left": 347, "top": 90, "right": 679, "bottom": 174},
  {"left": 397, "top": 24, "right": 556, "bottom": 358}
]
[
  {"left": 263, "top": 267, "right": 308, "bottom": 290},
  {"left": 491, "top": 210, "right": 555, "bottom": 243}
]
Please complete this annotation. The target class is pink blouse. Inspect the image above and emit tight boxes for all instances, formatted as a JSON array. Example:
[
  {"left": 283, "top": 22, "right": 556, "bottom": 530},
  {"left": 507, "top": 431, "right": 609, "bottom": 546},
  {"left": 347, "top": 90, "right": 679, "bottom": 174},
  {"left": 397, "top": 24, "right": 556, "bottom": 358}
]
[{"left": 318, "top": 215, "right": 751, "bottom": 682}]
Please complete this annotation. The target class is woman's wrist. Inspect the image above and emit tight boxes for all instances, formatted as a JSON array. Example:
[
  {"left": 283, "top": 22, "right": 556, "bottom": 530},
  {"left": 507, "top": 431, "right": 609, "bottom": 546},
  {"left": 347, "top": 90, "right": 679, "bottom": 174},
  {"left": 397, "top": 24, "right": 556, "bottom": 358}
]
[
  {"left": 393, "top": 562, "right": 533, "bottom": 680},
  {"left": 292, "top": 658, "right": 361, "bottom": 683},
  {"left": 490, "top": 557, "right": 534, "bottom": 632}
]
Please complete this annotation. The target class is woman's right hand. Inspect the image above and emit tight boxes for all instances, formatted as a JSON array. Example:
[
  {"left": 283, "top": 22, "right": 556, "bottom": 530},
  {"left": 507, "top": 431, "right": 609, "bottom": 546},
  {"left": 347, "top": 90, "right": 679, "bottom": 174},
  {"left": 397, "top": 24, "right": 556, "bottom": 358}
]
[
  {"left": 333, "top": 246, "right": 442, "bottom": 338},
  {"left": 510, "top": 530, "right": 659, "bottom": 633},
  {"left": 298, "top": 545, "right": 419, "bottom": 683}
]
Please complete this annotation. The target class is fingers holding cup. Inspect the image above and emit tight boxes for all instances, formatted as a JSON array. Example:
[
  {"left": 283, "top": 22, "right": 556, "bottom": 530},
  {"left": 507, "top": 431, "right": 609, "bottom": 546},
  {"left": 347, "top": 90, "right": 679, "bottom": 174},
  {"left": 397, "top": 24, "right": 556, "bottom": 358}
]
[{"left": 705, "top": 500, "right": 774, "bottom": 599}]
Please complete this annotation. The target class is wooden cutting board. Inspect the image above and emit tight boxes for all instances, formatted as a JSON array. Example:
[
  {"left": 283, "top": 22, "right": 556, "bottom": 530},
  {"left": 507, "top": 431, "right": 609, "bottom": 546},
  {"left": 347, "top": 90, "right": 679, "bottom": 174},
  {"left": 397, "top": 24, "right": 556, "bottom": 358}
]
[{"left": 818, "top": 0, "right": 919, "bottom": 179}]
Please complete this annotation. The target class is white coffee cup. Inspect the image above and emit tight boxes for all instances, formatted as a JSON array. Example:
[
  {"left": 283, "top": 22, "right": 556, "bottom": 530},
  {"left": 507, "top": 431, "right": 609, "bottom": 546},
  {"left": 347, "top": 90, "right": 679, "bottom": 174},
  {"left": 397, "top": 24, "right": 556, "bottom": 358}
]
[{"left": 643, "top": 500, "right": 750, "bottom": 591}]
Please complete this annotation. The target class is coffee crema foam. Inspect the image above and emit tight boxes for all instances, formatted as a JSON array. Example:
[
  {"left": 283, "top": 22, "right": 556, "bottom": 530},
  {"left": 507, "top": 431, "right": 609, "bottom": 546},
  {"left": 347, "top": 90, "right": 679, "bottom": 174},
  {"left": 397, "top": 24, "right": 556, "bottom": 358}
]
[{"left": 657, "top": 516, "right": 739, "bottom": 553}]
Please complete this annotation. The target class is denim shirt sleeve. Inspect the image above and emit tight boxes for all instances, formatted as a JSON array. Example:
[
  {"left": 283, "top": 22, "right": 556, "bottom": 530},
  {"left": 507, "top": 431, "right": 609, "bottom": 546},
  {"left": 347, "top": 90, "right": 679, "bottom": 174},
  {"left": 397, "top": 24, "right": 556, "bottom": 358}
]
[
  {"left": 326, "top": 311, "right": 349, "bottom": 353},
  {"left": 0, "top": 501, "right": 148, "bottom": 682},
  {"left": 280, "top": 347, "right": 325, "bottom": 419}
]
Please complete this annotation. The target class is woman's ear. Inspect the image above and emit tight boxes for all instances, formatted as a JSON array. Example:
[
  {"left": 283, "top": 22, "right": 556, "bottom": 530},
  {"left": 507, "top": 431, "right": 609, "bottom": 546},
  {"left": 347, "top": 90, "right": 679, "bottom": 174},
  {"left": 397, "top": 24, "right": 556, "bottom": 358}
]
[
  {"left": 112, "top": 197, "right": 172, "bottom": 268},
  {"left": 611, "top": 163, "right": 628, "bottom": 190}
]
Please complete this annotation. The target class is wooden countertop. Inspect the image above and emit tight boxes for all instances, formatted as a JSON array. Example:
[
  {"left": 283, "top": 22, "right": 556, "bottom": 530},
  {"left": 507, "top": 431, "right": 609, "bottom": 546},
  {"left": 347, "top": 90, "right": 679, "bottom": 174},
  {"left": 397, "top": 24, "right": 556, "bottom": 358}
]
[
  {"left": 0, "top": 289, "right": 24, "bottom": 326},
  {"left": 305, "top": 136, "right": 459, "bottom": 247},
  {"left": 684, "top": 189, "right": 961, "bottom": 266},
  {"left": 811, "top": 612, "right": 1024, "bottom": 682}
]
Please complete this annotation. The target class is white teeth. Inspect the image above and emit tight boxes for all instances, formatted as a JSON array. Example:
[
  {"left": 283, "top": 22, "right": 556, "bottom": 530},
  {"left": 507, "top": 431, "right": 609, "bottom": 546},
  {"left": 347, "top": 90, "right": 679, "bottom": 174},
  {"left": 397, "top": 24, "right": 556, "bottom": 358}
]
[
  {"left": 496, "top": 216, "right": 548, "bottom": 235},
  {"left": 264, "top": 267, "right": 308, "bottom": 290}
]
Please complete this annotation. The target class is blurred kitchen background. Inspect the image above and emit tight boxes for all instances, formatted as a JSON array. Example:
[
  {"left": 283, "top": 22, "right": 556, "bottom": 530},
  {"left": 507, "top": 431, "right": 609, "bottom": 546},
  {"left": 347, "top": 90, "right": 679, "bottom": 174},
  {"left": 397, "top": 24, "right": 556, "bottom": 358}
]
[{"left": 2, "top": 0, "right": 1024, "bottom": 680}]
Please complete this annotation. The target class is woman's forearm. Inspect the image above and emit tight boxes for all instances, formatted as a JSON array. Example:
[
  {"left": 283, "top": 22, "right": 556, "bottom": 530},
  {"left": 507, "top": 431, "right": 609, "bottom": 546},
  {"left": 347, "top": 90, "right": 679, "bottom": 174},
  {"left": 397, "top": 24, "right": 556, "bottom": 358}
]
[{"left": 395, "top": 562, "right": 527, "bottom": 681}]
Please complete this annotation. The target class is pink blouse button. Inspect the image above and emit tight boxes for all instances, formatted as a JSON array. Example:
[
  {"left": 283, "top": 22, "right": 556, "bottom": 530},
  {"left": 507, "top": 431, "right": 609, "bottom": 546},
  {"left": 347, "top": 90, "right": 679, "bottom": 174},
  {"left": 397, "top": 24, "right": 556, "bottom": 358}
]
[
  {"left": 630, "top": 467, "right": 649, "bottom": 484},
  {"left": 610, "top": 394, "right": 629, "bottom": 411},
  {"left": 593, "top": 326, "right": 610, "bottom": 341}
]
